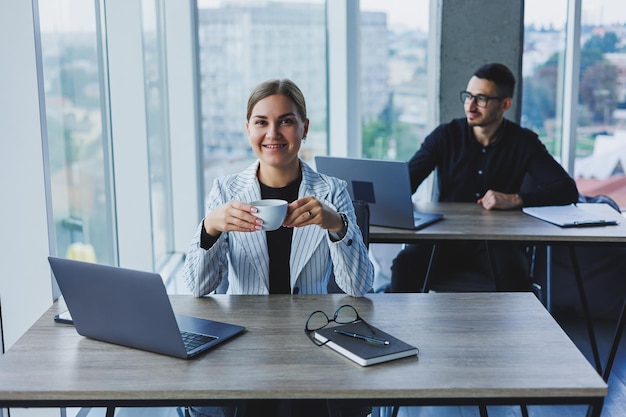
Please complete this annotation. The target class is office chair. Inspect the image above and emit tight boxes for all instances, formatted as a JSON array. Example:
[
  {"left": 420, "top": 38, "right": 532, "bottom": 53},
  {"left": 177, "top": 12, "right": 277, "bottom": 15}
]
[
  {"left": 352, "top": 199, "right": 370, "bottom": 249},
  {"left": 419, "top": 240, "right": 513, "bottom": 293},
  {"left": 530, "top": 194, "right": 624, "bottom": 374},
  {"left": 327, "top": 200, "right": 370, "bottom": 294},
  {"left": 528, "top": 193, "right": 622, "bottom": 308}
]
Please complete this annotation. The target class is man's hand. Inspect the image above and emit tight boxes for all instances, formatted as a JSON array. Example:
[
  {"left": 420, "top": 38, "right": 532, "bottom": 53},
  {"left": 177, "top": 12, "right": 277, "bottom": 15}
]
[{"left": 477, "top": 190, "right": 523, "bottom": 210}]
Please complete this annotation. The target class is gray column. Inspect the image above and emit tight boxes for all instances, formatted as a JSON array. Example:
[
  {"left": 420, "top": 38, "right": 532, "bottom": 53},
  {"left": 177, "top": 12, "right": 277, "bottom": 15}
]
[{"left": 433, "top": 0, "right": 524, "bottom": 124}]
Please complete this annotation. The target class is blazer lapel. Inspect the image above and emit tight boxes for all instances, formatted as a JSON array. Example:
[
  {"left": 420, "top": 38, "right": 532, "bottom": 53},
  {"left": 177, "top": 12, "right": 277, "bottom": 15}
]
[
  {"left": 226, "top": 161, "right": 335, "bottom": 292},
  {"left": 290, "top": 164, "right": 331, "bottom": 286},
  {"left": 230, "top": 162, "right": 270, "bottom": 291}
]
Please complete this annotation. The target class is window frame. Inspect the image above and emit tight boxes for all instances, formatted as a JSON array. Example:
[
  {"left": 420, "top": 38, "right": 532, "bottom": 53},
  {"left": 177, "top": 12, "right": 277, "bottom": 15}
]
[{"left": 561, "top": 0, "right": 582, "bottom": 175}]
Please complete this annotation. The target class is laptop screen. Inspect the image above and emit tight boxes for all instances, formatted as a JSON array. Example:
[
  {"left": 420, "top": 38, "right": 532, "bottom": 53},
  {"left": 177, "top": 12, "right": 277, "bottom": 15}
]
[
  {"left": 315, "top": 156, "right": 443, "bottom": 230},
  {"left": 315, "top": 156, "right": 417, "bottom": 228}
]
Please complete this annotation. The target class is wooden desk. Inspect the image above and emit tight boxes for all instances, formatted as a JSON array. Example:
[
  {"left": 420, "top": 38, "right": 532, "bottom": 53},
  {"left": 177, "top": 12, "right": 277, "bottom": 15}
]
[
  {"left": 0, "top": 293, "right": 607, "bottom": 415},
  {"left": 370, "top": 202, "right": 626, "bottom": 244},
  {"left": 370, "top": 202, "right": 626, "bottom": 376}
]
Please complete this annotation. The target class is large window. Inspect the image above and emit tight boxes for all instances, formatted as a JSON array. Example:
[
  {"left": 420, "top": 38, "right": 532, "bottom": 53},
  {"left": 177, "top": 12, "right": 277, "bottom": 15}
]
[
  {"left": 196, "top": 0, "right": 327, "bottom": 201},
  {"left": 194, "top": 0, "right": 431, "bottom": 204},
  {"left": 35, "top": 0, "right": 178, "bottom": 272},
  {"left": 574, "top": 0, "right": 626, "bottom": 208},
  {"left": 522, "top": 0, "right": 568, "bottom": 157},
  {"left": 359, "top": 1, "right": 429, "bottom": 161},
  {"left": 141, "top": 0, "right": 175, "bottom": 268},
  {"left": 523, "top": 0, "right": 626, "bottom": 209},
  {"left": 37, "top": 0, "right": 116, "bottom": 265}
]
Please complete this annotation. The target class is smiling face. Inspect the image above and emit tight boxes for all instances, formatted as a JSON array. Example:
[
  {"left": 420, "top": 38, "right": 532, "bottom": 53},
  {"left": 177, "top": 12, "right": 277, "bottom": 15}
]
[
  {"left": 246, "top": 93, "right": 309, "bottom": 182},
  {"left": 464, "top": 76, "right": 511, "bottom": 129}
]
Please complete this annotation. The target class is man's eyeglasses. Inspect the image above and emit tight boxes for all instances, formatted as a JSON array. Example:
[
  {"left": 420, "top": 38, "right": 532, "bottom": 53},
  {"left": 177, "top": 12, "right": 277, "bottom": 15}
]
[
  {"left": 460, "top": 91, "right": 505, "bottom": 108},
  {"left": 304, "top": 304, "right": 376, "bottom": 346}
]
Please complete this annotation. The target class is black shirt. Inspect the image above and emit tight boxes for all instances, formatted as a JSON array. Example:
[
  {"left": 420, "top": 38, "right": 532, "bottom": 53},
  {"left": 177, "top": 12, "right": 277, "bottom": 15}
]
[
  {"left": 199, "top": 176, "right": 301, "bottom": 294},
  {"left": 260, "top": 176, "right": 301, "bottom": 294},
  {"left": 407, "top": 118, "right": 578, "bottom": 207}
]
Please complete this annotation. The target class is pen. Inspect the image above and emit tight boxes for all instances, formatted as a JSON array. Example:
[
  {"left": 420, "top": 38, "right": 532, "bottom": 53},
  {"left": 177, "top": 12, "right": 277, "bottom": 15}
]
[
  {"left": 334, "top": 329, "right": 390, "bottom": 345},
  {"left": 571, "top": 220, "right": 618, "bottom": 227}
]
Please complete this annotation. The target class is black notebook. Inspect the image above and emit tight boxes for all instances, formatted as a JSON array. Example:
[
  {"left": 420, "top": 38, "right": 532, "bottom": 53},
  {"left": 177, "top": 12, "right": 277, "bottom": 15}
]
[{"left": 314, "top": 320, "right": 418, "bottom": 366}]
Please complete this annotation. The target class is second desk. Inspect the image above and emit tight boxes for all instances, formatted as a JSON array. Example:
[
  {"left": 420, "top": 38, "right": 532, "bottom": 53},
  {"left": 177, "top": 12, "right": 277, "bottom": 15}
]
[{"left": 369, "top": 201, "right": 626, "bottom": 375}]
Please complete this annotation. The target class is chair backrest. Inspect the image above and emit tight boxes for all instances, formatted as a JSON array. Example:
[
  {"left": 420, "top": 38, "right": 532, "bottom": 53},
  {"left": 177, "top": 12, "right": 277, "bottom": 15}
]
[
  {"left": 578, "top": 193, "right": 621, "bottom": 212},
  {"left": 531, "top": 193, "right": 625, "bottom": 320},
  {"left": 351, "top": 200, "right": 370, "bottom": 249},
  {"left": 327, "top": 200, "right": 370, "bottom": 294}
]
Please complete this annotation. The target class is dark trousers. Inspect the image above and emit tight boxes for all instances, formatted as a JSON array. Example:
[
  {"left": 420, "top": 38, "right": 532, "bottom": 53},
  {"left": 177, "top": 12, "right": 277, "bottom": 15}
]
[{"left": 390, "top": 241, "right": 531, "bottom": 293}]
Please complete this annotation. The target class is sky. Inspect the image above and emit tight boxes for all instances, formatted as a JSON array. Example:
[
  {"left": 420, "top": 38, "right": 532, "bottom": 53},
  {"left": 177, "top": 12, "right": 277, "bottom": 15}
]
[
  {"left": 40, "top": 0, "right": 626, "bottom": 34},
  {"left": 360, "top": 0, "right": 626, "bottom": 32}
]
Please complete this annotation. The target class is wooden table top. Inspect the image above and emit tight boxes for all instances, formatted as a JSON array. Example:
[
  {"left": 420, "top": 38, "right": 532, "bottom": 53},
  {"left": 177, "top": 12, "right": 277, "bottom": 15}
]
[
  {"left": 0, "top": 293, "right": 607, "bottom": 408},
  {"left": 370, "top": 202, "right": 626, "bottom": 244}
]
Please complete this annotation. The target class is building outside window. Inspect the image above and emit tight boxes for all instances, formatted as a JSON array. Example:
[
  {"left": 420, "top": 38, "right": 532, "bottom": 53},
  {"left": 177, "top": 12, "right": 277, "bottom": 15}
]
[
  {"left": 360, "top": 1, "right": 429, "bottom": 162},
  {"left": 36, "top": 0, "right": 117, "bottom": 265},
  {"left": 35, "top": 0, "right": 177, "bottom": 271},
  {"left": 195, "top": 0, "right": 327, "bottom": 206},
  {"left": 195, "top": 0, "right": 431, "bottom": 207},
  {"left": 523, "top": 0, "right": 626, "bottom": 209}
]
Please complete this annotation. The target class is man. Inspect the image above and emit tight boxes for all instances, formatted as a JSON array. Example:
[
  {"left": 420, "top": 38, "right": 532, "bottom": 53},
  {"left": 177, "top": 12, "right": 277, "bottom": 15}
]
[{"left": 390, "top": 63, "right": 578, "bottom": 293}]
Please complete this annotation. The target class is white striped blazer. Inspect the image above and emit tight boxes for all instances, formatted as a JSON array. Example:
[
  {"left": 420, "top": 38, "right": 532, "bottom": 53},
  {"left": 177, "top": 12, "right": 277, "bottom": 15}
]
[{"left": 182, "top": 160, "right": 374, "bottom": 297}]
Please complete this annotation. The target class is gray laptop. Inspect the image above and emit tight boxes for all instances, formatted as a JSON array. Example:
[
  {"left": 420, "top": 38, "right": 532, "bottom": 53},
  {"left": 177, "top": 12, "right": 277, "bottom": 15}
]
[
  {"left": 315, "top": 156, "right": 443, "bottom": 230},
  {"left": 48, "top": 256, "right": 245, "bottom": 359}
]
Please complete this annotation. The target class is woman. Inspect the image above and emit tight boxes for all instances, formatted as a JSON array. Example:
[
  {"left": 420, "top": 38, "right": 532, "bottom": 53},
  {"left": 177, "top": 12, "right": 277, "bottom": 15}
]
[
  {"left": 182, "top": 80, "right": 373, "bottom": 417},
  {"left": 182, "top": 78, "right": 373, "bottom": 298}
]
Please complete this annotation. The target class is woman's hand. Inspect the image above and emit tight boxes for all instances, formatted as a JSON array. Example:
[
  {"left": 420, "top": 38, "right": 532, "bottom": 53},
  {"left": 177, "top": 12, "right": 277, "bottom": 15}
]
[
  {"left": 203, "top": 201, "right": 262, "bottom": 236},
  {"left": 284, "top": 196, "right": 344, "bottom": 231}
]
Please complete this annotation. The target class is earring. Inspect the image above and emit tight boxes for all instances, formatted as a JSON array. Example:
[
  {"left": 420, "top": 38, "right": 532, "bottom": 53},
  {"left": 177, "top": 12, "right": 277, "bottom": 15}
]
[{"left": 302, "top": 136, "right": 307, "bottom": 143}]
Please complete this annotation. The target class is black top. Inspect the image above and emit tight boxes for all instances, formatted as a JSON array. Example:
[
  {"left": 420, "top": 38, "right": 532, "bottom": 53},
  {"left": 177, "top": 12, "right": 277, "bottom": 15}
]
[
  {"left": 199, "top": 175, "right": 301, "bottom": 294},
  {"left": 260, "top": 175, "right": 301, "bottom": 294},
  {"left": 407, "top": 118, "right": 579, "bottom": 207}
]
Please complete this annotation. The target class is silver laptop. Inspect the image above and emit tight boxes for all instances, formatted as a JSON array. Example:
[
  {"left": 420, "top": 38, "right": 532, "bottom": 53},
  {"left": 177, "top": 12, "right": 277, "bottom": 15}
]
[
  {"left": 315, "top": 156, "right": 443, "bottom": 230},
  {"left": 48, "top": 256, "right": 245, "bottom": 359}
]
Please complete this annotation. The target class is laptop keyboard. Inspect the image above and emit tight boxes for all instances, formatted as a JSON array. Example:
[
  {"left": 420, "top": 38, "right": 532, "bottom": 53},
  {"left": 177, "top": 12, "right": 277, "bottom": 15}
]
[{"left": 181, "top": 330, "right": 217, "bottom": 352}]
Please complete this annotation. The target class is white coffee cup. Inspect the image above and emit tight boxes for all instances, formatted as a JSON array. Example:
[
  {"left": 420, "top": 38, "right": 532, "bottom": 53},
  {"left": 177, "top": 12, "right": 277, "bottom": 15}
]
[{"left": 250, "top": 199, "right": 288, "bottom": 231}]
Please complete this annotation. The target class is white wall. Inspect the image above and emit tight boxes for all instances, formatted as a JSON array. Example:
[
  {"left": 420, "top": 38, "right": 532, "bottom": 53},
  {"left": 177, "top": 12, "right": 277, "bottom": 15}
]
[{"left": 0, "top": 0, "right": 54, "bottom": 351}]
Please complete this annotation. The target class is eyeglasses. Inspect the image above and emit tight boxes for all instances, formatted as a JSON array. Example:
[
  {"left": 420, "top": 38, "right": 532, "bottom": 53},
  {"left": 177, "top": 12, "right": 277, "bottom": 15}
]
[
  {"left": 460, "top": 91, "right": 505, "bottom": 108},
  {"left": 304, "top": 304, "right": 376, "bottom": 346}
]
